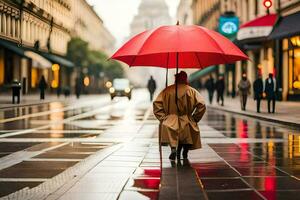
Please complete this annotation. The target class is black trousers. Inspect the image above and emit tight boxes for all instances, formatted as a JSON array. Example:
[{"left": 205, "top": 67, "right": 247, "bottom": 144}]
[
  {"left": 267, "top": 97, "right": 276, "bottom": 113},
  {"left": 149, "top": 92, "right": 154, "bottom": 101},
  {"left": 12, "top": 95, "right": 20, "bottom": 104},
  {"left": 217, "top": 92, "right": 224, "bottom": 106},
  {"left": 256, "top": 98, "right": 261, "bottom": 113},
  {"left": 240, "top": 94, "right": 247, "bottom": 110},
  {"left": 208, "top": 91, "right": 214, "bottom": 104},
  {"left": 40, "top": 90, "right": 45, "bottom": 100}
]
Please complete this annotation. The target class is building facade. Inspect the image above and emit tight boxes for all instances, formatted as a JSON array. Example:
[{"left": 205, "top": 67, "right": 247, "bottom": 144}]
[
  {"left": 71, "top": 0, "right": 115, "bottom": 54},
  {"left": 177, "top": 0, "right": 193, "bottom": 25},
  {"left": 128, "top": 0, "right": 172, "bottom": 88},
  {"left": 191, "top": 0, "right": 300, "bottom": 101},
  {"left": 0, "top": 0, "right": 72, "bottom": 93},
  {"left": 0, "top": 0, "right": 114, "bottom": 95}
]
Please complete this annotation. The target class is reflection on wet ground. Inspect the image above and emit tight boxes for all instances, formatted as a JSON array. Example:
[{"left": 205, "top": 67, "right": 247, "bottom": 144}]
[
  {"left": 0, "top": 93, "right": 151, "bottom": 198},
  {"left": 1, "top": 93, "right": 300, "bottom": 199},
  {"left": 188, "top": 109, "right": 300, "bottom": 200}
]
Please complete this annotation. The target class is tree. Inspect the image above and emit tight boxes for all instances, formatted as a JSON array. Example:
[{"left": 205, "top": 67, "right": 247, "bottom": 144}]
[
  {"left": 66, "top": 37, "right": 89, "bottom": 67},
  {"left": 66, "top": 37, "right": 124, "bottom": 93},
  {"left": 104, "top": 60, "right": 124, "bottom": 80}
]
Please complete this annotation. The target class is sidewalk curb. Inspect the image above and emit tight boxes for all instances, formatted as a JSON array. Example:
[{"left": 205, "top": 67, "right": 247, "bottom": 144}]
[{"left": 207, "top": 105, "right": 300, "bottom": 129}]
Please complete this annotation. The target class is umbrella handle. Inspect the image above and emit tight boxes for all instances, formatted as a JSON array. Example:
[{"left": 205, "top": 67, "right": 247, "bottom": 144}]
[
  {"left": 175, "top": 53, "right": 179, "bottom": 114},
  {"left": 165, "top": 53, "right": 169, "bottom": 88}
]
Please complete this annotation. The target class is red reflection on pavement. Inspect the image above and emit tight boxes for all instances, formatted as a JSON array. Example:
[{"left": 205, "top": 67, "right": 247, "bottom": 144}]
[
  {"left": 239, "top": 120, "right": 248, "bottom": 138},
  {"left": 240, "top": 143, "right": 249, "bottom": 162},
  {"left": 265, "top": 177, "right": 276, "bottom": 191},
  {"left": 144, "top": 169, "right": 161, "bottom": 177},
  {"left": 133, "top": 178, "right": 160, "bottom": 189}
]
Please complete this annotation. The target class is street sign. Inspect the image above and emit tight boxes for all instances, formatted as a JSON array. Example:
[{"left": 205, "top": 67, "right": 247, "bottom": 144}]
[{"left": 219, "top": 15, "right": 239, "bottom": 40}]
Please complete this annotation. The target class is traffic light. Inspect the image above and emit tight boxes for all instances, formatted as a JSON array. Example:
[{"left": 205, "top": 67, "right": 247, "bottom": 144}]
[{"left": 263, "top": 0, "right": 272, "bottom": 9}]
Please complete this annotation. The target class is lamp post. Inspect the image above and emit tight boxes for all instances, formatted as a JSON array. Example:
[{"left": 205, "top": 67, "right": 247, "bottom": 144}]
[{"left": 263, "top": 0, "right": 272, "bottom": 15}]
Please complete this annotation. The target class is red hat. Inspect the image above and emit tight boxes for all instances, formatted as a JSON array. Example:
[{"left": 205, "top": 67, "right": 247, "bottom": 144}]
[{"left": 175, "top": 71, "right": 187, "bottom": 83}]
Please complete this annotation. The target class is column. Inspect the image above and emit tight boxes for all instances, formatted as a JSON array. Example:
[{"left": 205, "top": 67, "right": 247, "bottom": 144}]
[
  {"left": 0, "top": 13, "right": 2, "bottom": 33},
  {"left": 3, "top": 15, "right": 7, "bottom": 35},
  {"left": 6, "top": 15, "right": 11, "bottom": 36},
  {"left": 21, "top": 58, "right": 28, "bottom": 94},
  {"left": 11, "top": 17, "right": 15, "bottom": 38}
]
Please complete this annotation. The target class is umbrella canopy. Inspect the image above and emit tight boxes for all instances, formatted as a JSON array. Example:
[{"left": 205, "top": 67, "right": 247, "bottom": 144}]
[{"left": 111, "top": 25, "right": 248, "bottom": 69}]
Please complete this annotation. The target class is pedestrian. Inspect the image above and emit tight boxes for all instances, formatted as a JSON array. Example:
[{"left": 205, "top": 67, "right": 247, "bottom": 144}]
[
  {"left": 56, "top": 87, "right": 61, "bottom": 98},
  {"left": 253, "top": 74, "right": 264, "bottom": 113},
  {"left": 38, "top": 75, "right": 47, "bottom": 100},
  {"left": 153, "top": 71, "right": 206, "bottom": 160},
  {"left": 265, "top": 73, "right": 276, "bottom": 113},
  {"left": 11, "top": 80, "right": 21, "bottom": 104},
  {"left": 215, "top": 75, "right": 225, "bottom": 106},
  {"left": 205, "top": 74, "right": 215, "bottom": 104},
  {"left": 75, "top": 77, "right": 82, "bottom": 99},
  {"left": 147, "top": 76, "right": 157, "bottom": 101},
  {"left": 238, "top": 73, "right": 251, "bottom": 111}
]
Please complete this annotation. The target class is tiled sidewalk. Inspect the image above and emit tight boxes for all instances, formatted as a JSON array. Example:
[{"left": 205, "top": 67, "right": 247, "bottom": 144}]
[{"left": 43, "top": 107, "right": 300, "bottom": 200}]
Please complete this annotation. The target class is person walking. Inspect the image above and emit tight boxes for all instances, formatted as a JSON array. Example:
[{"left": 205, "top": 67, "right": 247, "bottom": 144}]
[
  {"left": 153, "top": 71, "right": 206, "bottom": 160},
  {"left": 215, "top": 75, "right": 225, "bottom": 106},
  {"left": 11, "top": 80, "right": 21, "bottom": 104},
  {"left": 253, "top": 74, "right": 264, "bottom": 113},
  {"left": 265, "top": 73, "right": 277, "bottom": 113},
  {"left": 38, "top": 75, "right": 47, "bottom": 100},
  {"left": 238, "top": 73, "right": 251, "bottom": 111},
  {"left": 75, "top": 77, "right": 82, "bottom": 99},
  {"left": 147, "top": 76, "right": 157, "bottom": 101},
  {"left": 205, "top": 75, "right": 215, "bottom": 104}
]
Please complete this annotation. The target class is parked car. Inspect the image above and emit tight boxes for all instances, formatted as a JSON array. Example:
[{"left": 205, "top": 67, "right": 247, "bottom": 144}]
[{"left": 109, "top": 78, "right": 132, "bottom": 100}]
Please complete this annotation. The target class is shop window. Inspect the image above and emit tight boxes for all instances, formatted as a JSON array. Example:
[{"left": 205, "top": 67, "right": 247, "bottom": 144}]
[
  {"left": 31, "top": 67, "right": 38, "bottom": 88},
  {"left": 288, "top": 36, "right": 300, "bottom": 93}
]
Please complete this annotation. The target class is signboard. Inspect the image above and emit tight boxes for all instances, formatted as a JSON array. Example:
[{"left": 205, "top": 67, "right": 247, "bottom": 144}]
[
  {"left": 219, "top": 15, "right": 239, "bottom": 40},
  {"left": 237, "top": 26, "right": 273, "bottom": 40}
]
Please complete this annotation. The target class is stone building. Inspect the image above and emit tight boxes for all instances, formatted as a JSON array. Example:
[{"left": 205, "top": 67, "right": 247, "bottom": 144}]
[
  {"left": 190, "top": 0, "right": 300, "bottom": 101},
  {"left": 177, "top": 0, "right": 193, "bottom": 25},
  {"left": 127, "top": 0, "right": 172, "bottom": 88},
  {"left": 71, "top": 0, "right": 115, "bottom": 54},
  {"left": 0, "top": 0, "right": 114, "bottom": 95}
]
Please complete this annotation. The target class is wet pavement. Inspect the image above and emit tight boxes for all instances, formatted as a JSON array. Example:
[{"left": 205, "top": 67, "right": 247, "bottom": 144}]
[{"left": 0, "top": 90, "right": 299, "bottom": 200}]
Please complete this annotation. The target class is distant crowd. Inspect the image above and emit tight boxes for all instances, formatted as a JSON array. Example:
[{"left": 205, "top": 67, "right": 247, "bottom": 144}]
[{"left": 203, "top": 73, "right": 277, "bottom": 113}]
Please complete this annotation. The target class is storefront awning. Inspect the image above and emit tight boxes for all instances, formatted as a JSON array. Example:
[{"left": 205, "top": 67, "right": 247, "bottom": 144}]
[
  {"left": 24, "top": 51, "right": 52, "bottom": 69},
  {"left": 40, "top": 52, "right": 74, "bottom": 68},
  {"left": 237, "top": 14, "right": 277, "bottom": 41},
  {"left": 269, "top": 12, "right": 300, "bottom": 39},
  {"left": 189, "top": 66, "right": 217, "bottom": 82},
  {"left": 0, "top": 39, "right": 28, "bottom": 58}
]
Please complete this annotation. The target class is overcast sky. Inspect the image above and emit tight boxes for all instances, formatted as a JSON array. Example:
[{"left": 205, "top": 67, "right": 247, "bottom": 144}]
[{"left": 87, "top": 0, "right": 180, "bottom": 47}]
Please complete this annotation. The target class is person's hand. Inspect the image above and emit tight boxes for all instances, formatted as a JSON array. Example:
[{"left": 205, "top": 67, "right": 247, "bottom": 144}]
[{"left": 263, "top": 92, "right": 266, "bottom": 98}]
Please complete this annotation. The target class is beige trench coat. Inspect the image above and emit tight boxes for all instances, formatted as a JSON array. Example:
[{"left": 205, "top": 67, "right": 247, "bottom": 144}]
[{"left": 153, "top": 84, "right": 206, "bottom": 150}]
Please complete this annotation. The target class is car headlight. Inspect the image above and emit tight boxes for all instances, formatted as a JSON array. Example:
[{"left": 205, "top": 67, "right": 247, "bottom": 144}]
[
  {"left": 124, "top": 87, "right": 131, "bottom": 93},
  {"left": 109, "top": 87, "right": 115, "bottom": 93}
]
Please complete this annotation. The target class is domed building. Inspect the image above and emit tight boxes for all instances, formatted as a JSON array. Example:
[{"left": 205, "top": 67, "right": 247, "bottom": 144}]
[
  {"left": 130, "top": 0, "right": 172, "bottom": 35},
  {"left": 127, "top": 0, "right": 173, "bottom": 88}
]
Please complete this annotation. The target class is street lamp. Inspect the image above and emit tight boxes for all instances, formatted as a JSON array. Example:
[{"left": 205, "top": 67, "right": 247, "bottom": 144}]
[{"left": 263, "top": 0, "right": 272, "bottom": 15}]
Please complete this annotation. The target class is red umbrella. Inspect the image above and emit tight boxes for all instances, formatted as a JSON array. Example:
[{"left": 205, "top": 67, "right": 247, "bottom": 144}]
[
  {"left": 111, "top": 24, "right": 248, "bottom": 168},
  {"left": 111, "top": 24, "right": 248, "bottom": 70}
]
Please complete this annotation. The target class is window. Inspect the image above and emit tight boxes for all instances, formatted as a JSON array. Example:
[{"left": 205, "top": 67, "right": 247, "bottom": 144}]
[{"left": 288, "top": 36, "right": 300, "bottom": 93}]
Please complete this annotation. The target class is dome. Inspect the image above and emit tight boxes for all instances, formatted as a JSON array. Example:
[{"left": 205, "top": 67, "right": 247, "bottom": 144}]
[{"left": 139, "top": 0, "right": 168, "bottom": 10}]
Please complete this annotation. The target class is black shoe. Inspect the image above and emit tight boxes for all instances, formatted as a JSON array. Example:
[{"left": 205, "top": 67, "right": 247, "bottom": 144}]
[
  {"left": 169, "top": 152, "right": 176, "bottom": 160},
  {"left": 169, "top": 148, "right": 176, "bottom": 160}
]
